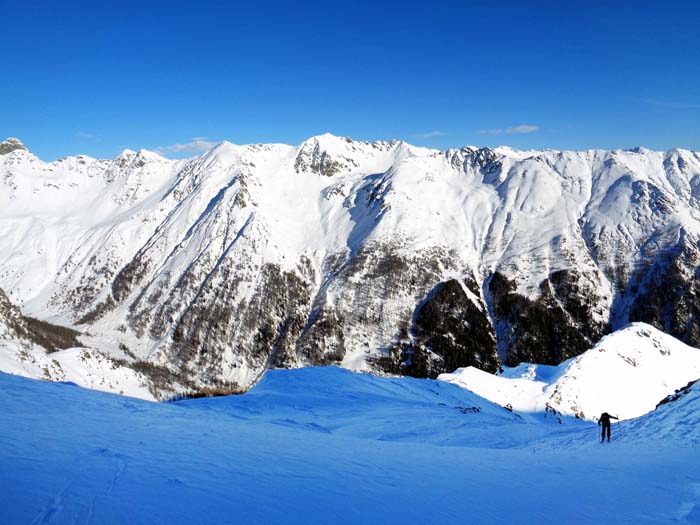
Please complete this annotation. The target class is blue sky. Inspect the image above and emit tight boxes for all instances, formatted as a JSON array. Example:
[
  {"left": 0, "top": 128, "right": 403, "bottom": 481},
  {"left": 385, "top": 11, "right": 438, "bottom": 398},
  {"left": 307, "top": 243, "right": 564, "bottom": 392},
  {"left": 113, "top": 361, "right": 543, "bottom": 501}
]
[{"left": 1, "top": 0, "right": 699, "bottom": 160}]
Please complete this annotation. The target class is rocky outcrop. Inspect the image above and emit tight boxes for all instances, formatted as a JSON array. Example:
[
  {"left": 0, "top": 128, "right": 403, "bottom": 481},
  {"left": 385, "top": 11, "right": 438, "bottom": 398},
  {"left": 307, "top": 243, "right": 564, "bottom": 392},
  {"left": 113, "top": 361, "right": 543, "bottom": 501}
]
[
  {"left": 397, "top": 278, "right": 499, "bottom": 377},
  {"left": 0, "top": 138, "right": 27, "bottom": 155},
  {"left": 627, "top": 231, "right": 700, "bottom": 347},
  {"left": 489, "top": 271, "right": 608, "bottom": 366},
  {"left": 297, "top": 244, "right": 449, "bottom": 371}
]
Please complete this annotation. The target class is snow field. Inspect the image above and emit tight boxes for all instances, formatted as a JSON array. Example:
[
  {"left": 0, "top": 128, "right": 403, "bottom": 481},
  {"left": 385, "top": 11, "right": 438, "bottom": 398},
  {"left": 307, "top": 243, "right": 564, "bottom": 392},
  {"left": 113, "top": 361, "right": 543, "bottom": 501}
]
[{"left": 1, "top": 367, "right": 699, "bottom": 524}]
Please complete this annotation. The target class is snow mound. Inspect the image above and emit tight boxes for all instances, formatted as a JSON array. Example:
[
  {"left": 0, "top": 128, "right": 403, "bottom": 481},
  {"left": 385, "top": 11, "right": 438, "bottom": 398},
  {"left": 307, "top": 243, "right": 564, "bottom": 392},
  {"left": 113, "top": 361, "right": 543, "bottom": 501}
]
[{"left": 439, "top": 323, "right": 700, "bottom": 420}]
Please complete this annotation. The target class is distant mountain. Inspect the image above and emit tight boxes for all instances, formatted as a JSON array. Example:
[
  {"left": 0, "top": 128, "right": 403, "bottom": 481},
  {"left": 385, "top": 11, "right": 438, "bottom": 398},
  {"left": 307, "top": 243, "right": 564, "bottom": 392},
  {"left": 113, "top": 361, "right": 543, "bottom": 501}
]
[{"left": 2, "top": 135, "right": 700, "bottom": 397}]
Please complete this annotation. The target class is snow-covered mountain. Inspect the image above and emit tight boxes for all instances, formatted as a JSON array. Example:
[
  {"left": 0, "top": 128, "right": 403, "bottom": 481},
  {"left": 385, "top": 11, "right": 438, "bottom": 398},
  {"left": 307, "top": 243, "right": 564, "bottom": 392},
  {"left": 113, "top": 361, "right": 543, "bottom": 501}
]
[
  {"left": 439, "top": 323, "right": 700, "bottom": 420},
  {"left": 2, "top": 135, "right": 700, "bottom": 396}
]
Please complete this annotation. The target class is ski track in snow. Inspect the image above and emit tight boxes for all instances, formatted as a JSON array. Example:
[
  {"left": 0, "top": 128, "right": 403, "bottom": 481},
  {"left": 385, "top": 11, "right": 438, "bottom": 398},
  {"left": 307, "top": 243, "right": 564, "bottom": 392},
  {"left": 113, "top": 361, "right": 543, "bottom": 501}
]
[{"left": 1, "top": 367, "right": 699, "bottom": 524}]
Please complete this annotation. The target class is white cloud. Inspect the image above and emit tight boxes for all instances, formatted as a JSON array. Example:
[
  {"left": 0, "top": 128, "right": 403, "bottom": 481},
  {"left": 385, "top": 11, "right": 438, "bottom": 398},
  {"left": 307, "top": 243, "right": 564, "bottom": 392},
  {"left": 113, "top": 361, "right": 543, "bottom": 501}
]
[
  {"left": 156, "top": 138, "right": 220, "bottom": 156},
  {"left": 76, "top": 131, "right": 100, "bottom": 142},
  {"left": 505, "top": 124, "right": 540, "bottom": 134},
  {"left": 477, "top": 124, "right": 540, "bottom": 135},
  {"left": 412, "top": 130, "right": 447, "bottom": 139}
]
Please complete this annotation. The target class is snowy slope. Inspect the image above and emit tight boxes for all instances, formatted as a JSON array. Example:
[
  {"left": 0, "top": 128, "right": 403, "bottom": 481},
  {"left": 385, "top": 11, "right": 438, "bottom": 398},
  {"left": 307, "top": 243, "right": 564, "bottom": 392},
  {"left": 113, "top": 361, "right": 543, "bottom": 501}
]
[
  {"left": 3, "top": 136, "right": 700, "bottom": 394},
  {"left": 0, "top": 285, "right": 154, "bottom": 399},
  {"left": 1, "top": 368, "right": 699, "bottom": 524},
  {"left": 440, "top": 323, "right": 700, "bottom": 420},
  {"left": 0, "top": 342, "right": 155, "bottom": 400}
]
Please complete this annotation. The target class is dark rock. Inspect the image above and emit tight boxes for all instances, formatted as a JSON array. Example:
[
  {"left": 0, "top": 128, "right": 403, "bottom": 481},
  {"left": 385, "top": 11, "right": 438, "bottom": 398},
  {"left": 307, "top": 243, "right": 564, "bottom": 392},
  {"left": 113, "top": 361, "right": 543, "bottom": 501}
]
[
  {"left": 488, "top": 272, "right": 601, "bottom": 366},
  {"left": 655, "top": 379, "right": 698, "bottom": 409},
  {"left": 402, "top": 279, "right": 499, "bottom": 378},
  {"left": 0, "top": 138, "right": 28, "bottom": 155},
  {"left": 627, "top": 231, "right": 700, "bottom": 346}
]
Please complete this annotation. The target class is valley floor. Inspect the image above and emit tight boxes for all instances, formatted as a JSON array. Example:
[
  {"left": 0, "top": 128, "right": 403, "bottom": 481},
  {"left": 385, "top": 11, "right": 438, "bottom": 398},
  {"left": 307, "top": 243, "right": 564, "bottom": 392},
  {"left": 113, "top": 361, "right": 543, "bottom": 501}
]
[{"left": 1, "top": 367, "right": 699, "bottom": 524}]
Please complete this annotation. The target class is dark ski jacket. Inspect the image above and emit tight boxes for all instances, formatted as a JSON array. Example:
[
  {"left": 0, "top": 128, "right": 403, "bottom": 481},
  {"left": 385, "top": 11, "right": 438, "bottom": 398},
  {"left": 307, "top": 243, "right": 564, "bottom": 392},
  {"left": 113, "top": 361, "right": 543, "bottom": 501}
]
[{"left": 598, "top": 412, "right": 618, "bottom": 425}]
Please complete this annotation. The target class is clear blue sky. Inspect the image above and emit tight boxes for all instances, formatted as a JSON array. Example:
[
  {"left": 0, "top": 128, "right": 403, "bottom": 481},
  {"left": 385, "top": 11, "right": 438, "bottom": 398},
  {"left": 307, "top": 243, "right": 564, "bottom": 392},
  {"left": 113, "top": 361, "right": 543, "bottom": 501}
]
[{"left": 1, "top": 0, "right": 699, "bottom": 160}]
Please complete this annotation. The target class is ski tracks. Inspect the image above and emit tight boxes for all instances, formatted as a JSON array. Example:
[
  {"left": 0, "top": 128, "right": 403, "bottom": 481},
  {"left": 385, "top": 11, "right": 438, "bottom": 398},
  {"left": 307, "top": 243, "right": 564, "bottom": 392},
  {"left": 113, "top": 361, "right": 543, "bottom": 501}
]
[
  {"left": 29, "top": 447, "right": 128, "bottom": 524},
  {"left": 30, "top": 482, "right": 72, "bottom": 524},
  {"left": 677, "top": 479, "right": 700, "bottom": 524}
]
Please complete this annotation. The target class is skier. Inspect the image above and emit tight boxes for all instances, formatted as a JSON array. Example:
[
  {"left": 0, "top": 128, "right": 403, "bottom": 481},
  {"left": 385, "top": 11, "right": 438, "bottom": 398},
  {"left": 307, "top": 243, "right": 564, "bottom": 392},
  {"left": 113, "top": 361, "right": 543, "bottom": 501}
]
[{"left": 598, "top": 412, "right": 618, "bottom": 442}]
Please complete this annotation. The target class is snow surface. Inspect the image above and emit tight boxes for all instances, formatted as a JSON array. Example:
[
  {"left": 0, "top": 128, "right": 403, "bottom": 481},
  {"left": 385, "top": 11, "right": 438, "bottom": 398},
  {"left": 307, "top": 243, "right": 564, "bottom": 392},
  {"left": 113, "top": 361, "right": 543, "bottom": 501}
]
[
  {"left": 440, "top": 323, "right": 700, "bottom": 420},
  {"left": 1, "top": 367, "right": 699, "bottom": 524}
]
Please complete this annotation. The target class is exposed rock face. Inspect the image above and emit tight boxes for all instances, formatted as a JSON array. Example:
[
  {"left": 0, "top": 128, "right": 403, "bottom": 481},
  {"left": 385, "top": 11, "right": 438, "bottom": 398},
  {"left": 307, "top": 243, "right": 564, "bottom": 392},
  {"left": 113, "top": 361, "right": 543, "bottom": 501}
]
[
  {"left": 626, "top": 231, "right": 700, "bottom": 347},
  {"left": 0, "top": 138, "right": 27, "bottom": 155},
  {"left": 488, "top": 272, "right": 606, "bottom": 366},
  {"left": 2, "top": 136, "right": 700, "bottom": 395},
  {"left": 405, "top": 278, "right": 499, "bottom": 377}
]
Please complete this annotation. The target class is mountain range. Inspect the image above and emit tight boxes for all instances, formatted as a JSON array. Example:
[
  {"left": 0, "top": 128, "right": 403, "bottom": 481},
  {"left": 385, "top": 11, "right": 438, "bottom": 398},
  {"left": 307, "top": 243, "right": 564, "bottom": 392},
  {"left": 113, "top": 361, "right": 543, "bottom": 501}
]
[{"left": 2, "top": 135, "right": 700, "bottom": 397}]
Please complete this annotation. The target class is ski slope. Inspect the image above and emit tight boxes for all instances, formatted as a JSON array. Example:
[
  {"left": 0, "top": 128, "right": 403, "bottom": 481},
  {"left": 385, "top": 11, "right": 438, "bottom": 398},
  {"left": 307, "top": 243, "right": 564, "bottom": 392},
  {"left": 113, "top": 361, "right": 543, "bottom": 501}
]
[{"left": 1, "top": 367, "right": 699, "bottom": 524}]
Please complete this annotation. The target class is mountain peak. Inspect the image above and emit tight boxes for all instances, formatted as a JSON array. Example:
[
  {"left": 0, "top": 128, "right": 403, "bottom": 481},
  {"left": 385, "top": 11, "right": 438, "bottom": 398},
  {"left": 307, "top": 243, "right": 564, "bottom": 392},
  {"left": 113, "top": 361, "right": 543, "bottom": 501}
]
[
  {"left": 117, "top": 148, "right": 136, "bottom": 158},
  {"left": 310, "top": 132, "right": 345, "bottom": 141},
  {"left": 300, "top": 133, "right": 352, "bottom": 149},
  {"left": 0, "top": 138, "right": 28, "bottom": 155},
  {"left": 202, "top": 140, "right": 244, "bottom": 161}
]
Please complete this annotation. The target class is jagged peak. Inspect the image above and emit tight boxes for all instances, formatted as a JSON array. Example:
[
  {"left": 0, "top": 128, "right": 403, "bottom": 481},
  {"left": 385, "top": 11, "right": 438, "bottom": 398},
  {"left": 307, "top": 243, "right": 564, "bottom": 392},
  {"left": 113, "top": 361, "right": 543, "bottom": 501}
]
[
  {"left": 297, "top": 134, "right": 412, "bottom": 159},
  {"left": 0, "top": 137, "right": 28, "bottom": 155},
  {"left": 449, "top": 145, "right": 494, "bottom": 155},
  {"left": 113, "top": 148, "right": 170, "bottom": 164},
  {"left": 443, "top": 146, "right": 500, "bottom": 173}
]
